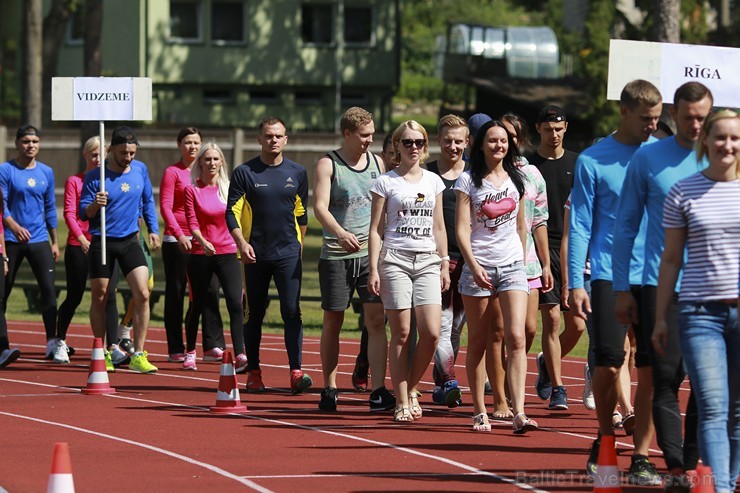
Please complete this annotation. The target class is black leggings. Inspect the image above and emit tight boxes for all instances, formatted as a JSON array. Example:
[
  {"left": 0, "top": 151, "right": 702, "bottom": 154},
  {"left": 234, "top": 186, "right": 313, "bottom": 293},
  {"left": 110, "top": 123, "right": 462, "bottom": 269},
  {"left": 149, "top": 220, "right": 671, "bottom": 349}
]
[
  {"left": 162, "top": 242, "right": 224, "bottom": 354},
  {"left": 641, "top": 286, "right": 699, "bottom": 471},
  {"left": 2, "top": 242, "right": 57, "bottom": 340},
  {"left": 185, "top": 254, "right": 241, "bottom": 355},
  {"left": 0, "top": 266, "right": 7, "bottom": 351},
  {"left": 57, "top": 244, "right": 119, "bottom": 343},
  {"left": 244, "top": 256, "right": 303, "bottom": 371}
]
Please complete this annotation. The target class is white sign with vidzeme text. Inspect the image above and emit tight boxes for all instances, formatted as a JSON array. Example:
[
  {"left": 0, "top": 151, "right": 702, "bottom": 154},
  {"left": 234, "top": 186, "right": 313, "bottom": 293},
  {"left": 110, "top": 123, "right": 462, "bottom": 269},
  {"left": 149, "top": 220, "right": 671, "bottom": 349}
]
[{"left": 51, "top": 77, "right": 152, "bottom": 121}]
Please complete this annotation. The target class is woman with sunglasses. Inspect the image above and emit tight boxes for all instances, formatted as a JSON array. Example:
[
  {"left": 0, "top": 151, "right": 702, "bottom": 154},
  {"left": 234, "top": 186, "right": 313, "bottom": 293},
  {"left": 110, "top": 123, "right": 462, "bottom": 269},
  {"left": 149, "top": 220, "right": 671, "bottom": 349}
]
[
  {"left": 368, "top": 120, "right": 450, "bottom": 422},
  {"left": 653, "top": 109, "right": 740, "bottom": 493},
  {"left": 455, "top": 119, "right": 536, "bottom": 433}
]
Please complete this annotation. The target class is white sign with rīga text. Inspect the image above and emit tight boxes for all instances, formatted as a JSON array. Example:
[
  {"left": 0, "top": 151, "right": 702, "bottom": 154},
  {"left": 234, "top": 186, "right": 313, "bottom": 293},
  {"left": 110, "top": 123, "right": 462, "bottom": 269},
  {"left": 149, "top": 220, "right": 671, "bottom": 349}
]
[
  {"left": 607, "top": 39, "right": 740, "bottom": 108},
  {"left": 51, "top": 77, "right": 152, "bottom": 121}
]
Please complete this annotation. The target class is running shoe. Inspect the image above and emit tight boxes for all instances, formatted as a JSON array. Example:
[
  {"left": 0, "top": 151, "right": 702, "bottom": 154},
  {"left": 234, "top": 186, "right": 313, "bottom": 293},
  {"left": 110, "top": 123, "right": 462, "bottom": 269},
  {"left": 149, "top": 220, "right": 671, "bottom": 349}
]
[
  {"left": 182, "top": 351, "right": 197, "bottom": 371},
  {"left": 245, "top": 369, "right": 266, "bottom": 392},
  {"left": 663, "top": 473, "right": 692, "bottom": 493},
  {"left": 52, "top": 339, "right": 70, "bottom": 364},
  {"left": 535, "top": 352, "right": 552, "bottom": 400},
  {"left": 168, "top": 353, "right": 186, "bottom": 363},
  {"left": 583, "top": 363, "right": 595, "bottom": 410},
  {"left": 109, "top": 344, "right": 130, "bottom": 367},
  {"left": 351, "top": 358, "right": 369, "bottom": 392},
  {"left": 549, "top": 385, "right": 569, "bottom": 410},
  {"left": 290, "top": 369, "right": 312, "bottom": 394},
  {"left": 44, "top": 338, "right": 56, "bottom": 359},
  {"left": 117, "top": 338, "right": 135, "bottom": 355},
  {"left": 0, "top": 348, "right": 21, "bottom": 367},
  {"left": 203, "top": 347, "right": 224, "bottom": 362},
  {"left": 318, "top": 387, "right": 339, "bottom": 411},
  {"left": 129, "top": 351, "right": 158, "bottom": 374},
  {"left": 627, "top": 456, "right": 662, "bottom": 486},
  {"left": 484, "top": 380, "right": 493, "bottom": 395},
  {"left": 432, "top": 386, "right": 445, "bottom": 405},
  {"left": 369, "top": 386, "right": 396, "bottom": 412},
  {"left": 234, "top": 354, "right": 248, "bottom": 374},
  {"left": 622, "top": 410, "right": 636, "bottom": 436},
  {"left": 586, "top": 436, "right": 600, "bottom": 477},
  {"left": 105, "top": 351, "right": 115, "bottom": 373},
  {"left": 442, "top": 380, "right": 462, "bottom": 408}
]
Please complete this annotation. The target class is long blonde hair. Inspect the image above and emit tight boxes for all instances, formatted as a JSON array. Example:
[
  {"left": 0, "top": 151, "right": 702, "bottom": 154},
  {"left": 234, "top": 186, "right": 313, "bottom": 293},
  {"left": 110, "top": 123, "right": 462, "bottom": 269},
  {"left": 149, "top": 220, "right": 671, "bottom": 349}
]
[{"left": 192, "top": 142, "right": 230, "bottom": 203}]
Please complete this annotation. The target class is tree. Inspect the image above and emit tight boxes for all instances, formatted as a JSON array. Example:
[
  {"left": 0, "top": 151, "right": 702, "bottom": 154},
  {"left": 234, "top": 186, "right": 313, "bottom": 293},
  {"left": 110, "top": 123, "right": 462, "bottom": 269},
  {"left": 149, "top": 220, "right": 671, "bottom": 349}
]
[
  {"left": 653, "top": 0, "right": 681, "bottom": 42},
  {"left": 42, "top": 0, "right": 80, "bottom": 126},
  {"left": 23, "top": 0, "right": 43, "bottom": 125}
]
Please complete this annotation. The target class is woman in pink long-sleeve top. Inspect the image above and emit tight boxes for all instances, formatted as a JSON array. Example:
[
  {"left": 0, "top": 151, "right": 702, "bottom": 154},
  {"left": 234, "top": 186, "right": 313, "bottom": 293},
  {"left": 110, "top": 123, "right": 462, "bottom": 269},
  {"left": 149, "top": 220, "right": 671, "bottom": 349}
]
[
  {"left": 56, "top": 136, "right": 120, "bottom": 365},
  {"left": 160, "top": 127, "right": 225, "bottom": 363},
  {"left": 182, "top": 143, "right": 245, "bottom": 371}
]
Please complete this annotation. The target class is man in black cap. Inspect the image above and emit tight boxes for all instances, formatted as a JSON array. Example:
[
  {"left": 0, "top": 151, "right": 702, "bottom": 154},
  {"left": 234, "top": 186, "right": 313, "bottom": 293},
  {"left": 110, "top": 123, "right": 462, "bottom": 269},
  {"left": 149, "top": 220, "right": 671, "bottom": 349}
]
[
  {"left": 527, "top": 105, "right": 584, "bottom": 411},
  {"left": 0, "top": 125, "right": 63, "bottom": 365}
]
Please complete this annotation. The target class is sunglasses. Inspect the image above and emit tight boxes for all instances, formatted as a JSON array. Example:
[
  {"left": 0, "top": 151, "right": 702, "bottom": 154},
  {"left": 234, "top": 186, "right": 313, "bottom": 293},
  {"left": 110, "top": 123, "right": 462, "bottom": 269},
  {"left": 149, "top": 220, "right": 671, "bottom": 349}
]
[{"left": 400, "top": 139, "right": 426, "bottom": 149}]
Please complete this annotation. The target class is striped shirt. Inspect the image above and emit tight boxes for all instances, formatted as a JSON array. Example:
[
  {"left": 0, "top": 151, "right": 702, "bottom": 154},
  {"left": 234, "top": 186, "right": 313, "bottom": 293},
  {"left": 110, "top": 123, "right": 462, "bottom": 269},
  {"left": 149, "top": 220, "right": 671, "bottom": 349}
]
[{"left": 663, "top": 172, "right": 740, "bottom": 302}]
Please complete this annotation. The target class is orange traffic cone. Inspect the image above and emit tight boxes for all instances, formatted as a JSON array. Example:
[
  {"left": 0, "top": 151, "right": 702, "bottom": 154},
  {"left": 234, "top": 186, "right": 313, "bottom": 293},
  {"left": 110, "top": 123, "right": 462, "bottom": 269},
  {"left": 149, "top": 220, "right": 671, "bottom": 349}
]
[
  {"left": 691, "top": 463, "right": 714, "bottom": 493},
  {"left": 210, "top": 351, "right": 247, "bottom": 413},
  {"left": 47, "top": 442, "right": 75, "bottom": 493},
  {"left": 593, "top": 435, "right": 622, "bottom": 492},
  {"left": 82, "top": 337, "right": 116, "bottom": 395}
]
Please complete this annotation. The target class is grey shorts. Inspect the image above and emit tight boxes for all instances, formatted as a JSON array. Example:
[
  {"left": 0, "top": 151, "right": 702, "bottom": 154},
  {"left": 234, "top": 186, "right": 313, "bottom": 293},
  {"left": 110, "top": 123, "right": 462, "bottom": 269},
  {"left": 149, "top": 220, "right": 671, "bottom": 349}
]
[
  {"left": 318, "top": 256, "right": 380, "bottom": 311},
  {"left": 379, "top": 248, "right": 442, "bottom": 310},
  {"left": 458, "top": 260, "right": 529, "bottom": 297}
]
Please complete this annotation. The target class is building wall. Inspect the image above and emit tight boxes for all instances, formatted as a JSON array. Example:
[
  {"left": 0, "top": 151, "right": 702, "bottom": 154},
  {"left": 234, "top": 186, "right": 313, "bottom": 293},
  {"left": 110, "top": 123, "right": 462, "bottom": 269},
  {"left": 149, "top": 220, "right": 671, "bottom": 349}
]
[{"left": 50, "top": 0, "right": 398, "bottom": 130}]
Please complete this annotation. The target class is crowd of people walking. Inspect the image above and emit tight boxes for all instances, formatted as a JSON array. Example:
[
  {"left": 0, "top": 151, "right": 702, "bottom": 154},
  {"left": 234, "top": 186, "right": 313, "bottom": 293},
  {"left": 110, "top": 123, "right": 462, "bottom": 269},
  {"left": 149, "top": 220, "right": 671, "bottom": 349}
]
[{"left": 0, "top": 78, "right": 738, "bottom": 492}]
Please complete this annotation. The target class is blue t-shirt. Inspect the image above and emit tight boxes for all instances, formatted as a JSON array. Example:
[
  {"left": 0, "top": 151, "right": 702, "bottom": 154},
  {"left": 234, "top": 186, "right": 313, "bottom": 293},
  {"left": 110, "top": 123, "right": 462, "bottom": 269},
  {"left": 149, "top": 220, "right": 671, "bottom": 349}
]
[
  {"left": 568, "top": 134, "right": 654, "bottom": 288},
  {"left": 0, "top": 160, "right": 57, "bottom": 243},
  {"left": 613, "top": 136, "right": 707, "bottom": 291},
  {"left": 79, "top": 160, "right": 158, "bottom": 238}
]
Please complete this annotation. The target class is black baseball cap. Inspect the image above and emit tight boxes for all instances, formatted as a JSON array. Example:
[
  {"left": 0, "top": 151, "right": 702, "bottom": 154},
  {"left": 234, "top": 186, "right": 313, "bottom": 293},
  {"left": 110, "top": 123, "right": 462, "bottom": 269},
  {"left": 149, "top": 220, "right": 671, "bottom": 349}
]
[
  {"left": 16, "top": 124, "right": 40, "bottom": 140},
  {"left": 536, "top": 105, "right": 567, "bottom": 124},
  {"left": 110, "top": 126, "right": 139, "bottom": 146}
]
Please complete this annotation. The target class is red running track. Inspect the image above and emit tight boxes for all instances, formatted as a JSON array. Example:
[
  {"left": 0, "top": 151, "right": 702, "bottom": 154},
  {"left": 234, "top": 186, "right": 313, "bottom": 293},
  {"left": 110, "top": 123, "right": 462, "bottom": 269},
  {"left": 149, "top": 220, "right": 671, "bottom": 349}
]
[{"left": 0, "top": 320, "right": 690, "bottom": 492}]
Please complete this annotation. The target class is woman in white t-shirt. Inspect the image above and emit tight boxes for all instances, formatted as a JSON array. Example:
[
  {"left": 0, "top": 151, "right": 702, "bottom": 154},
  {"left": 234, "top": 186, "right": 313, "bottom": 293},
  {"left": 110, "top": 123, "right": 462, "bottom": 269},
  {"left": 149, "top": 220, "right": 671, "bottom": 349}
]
[
  {"left": 653, "top": 110, "right": 740, "bottom": 493},
  {"left": 455, "top": 119, "right": 536, "bottom": 433},
  {"left": 368, "top": 120, "right": 450, "bottom": 423}
]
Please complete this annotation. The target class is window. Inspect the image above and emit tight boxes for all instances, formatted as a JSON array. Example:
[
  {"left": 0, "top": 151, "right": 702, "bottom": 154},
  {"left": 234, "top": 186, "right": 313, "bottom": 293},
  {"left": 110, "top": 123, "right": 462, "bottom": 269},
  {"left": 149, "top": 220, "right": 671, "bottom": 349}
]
[
  {"left": 295, "top": 91, "right": 323, "bottom": 105},
  {"left": 344, "top": 7, "right": 374, "bottom": 45},
  {"left": 301, "top": 4, "right": 333, "bottom": 45},
  {"left": 249, "top": 89, "right": 279, "bottom": 104},
  {"left": 170, "top": 0, "right": 202, "bottom": 41},
  {"left": 202, "top": 88, "right": 234, "bottom": 104},
  {"left": 66, "top": 9, "right": 84, "bottom": 45},
  {"left": 341, "top": 91, "right": 368, "bottom": 106},
  {"left": 212, "top": 1, "right": 245, "bottom": 43}
]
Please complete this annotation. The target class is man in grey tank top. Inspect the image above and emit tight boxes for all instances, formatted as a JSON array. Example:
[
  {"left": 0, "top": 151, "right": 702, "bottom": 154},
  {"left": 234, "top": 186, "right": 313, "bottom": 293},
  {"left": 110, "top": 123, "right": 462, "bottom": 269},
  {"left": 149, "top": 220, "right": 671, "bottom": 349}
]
[{"left": 314, "top": 107, "right": 395, "bottom": 412}]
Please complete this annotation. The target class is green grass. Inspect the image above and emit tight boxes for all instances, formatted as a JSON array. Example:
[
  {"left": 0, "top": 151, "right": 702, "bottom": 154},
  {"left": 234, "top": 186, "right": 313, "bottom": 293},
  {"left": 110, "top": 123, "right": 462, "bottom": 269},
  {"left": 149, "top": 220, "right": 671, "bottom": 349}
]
[{"left": 6, "top": 213, "right": 588, "bottom": 358}]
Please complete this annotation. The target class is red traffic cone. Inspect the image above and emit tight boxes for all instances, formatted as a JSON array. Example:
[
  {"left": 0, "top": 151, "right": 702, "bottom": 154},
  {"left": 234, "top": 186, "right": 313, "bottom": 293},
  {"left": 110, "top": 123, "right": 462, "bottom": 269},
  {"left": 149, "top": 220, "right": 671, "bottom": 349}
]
[
  {"left": 691, "top": 463, "right": 714, "bottom": 493},
  {"left": 47, "top": 442, "right": 75, "bottom": 493},
  {"left": 210, "top": 351, "right": 247, "bottom": 413},
  {"left": 593, "top": 435, "right": 622, "bottom": 492},
  {"left": 82, "top": 338, "right": 116, "bottom": 395}
]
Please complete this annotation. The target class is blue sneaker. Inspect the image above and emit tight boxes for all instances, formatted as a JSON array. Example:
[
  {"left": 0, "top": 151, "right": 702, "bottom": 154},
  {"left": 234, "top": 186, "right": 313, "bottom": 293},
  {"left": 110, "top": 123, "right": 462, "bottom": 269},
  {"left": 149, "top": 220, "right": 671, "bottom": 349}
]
[
  {"left": 535, "top": 352, "right": 552, "bottom": 400},
  {"left": 432, "top": 386, "right": 445, "bottom": 405},
  {"left": 443, "top": 380, "right": 462, "bottom": 408},
  {"left": 549, "top": 385, "right": 568, "bottom": 410}
]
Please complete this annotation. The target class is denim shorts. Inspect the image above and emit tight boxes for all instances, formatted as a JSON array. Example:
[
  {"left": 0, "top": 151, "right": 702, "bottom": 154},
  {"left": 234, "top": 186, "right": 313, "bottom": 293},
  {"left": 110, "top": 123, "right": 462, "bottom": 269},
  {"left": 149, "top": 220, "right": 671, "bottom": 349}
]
[{"left": 458, "top": 260, "right": 528, "bottom": 297}]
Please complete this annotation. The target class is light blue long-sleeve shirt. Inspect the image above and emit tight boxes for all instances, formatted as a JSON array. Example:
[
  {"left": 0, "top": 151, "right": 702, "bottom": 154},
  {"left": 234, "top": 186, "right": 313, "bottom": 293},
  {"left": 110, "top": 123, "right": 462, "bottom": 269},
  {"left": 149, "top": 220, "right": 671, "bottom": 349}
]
[
  {"left": 612, "top": 136, "right": 706, "bottom": 291},
  {"left": 569, "top": 134, "right": 653, "bottom": 289},
  {"left": 0, "top": 160, "right": 57, "bottom": 243}
]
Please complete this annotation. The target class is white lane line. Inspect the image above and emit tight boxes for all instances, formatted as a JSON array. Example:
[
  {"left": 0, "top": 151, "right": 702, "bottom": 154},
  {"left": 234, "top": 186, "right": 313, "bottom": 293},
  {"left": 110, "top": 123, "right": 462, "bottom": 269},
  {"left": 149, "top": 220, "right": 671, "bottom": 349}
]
[
  {"left": 0, "top": 377, "right": 550, "bottom": 493},
  {"left": 0, "top": 409, "right": 274, "bottom": 493}
]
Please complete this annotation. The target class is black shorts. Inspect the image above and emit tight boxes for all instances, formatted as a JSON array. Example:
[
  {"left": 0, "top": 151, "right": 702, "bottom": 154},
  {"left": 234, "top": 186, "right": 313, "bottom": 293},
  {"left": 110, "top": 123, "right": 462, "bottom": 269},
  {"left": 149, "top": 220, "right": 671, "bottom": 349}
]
[
  {"left": 318, "top": 256, "right": 380, "bottom": 312},
  {"left": 629, "top": 285, "right": 651, "bottom": 369},
  {"left": 89, "top": 234, "right": 147, "bottom": 279},
  {"left": 539, "top": 245, "right": 566, "bottom": 309},
  {"left": 591, "top": 280, "right": 629, "bottom": 368}
]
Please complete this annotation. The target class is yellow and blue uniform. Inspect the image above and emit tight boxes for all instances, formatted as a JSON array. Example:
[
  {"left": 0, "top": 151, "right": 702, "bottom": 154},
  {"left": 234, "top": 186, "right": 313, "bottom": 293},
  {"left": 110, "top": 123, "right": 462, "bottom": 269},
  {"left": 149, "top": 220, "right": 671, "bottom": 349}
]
[{"left": 226, "top": 157, "right": 308, "bottom": 371}]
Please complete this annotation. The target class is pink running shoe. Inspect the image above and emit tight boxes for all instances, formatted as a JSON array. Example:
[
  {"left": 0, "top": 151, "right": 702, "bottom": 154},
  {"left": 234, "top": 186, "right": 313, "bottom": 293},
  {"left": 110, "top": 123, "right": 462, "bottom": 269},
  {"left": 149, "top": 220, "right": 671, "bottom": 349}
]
[
  {"left": 168, "top": 353, "right": 186, "bottom": 363},
  {"left": 203, "top": 347, "right": 224, "bottom": 362},
  {"left": 246, "top": 369, "right": 265, "bottom": 392},
  {"left": 182, "top": 351, "right": 197, "bottom": 370},
  {"left": 235, "top": 354, "right": 248, "bottom": 374},
  {"left": 290, "top": 369, "right": 313, "bottom": 395}
]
